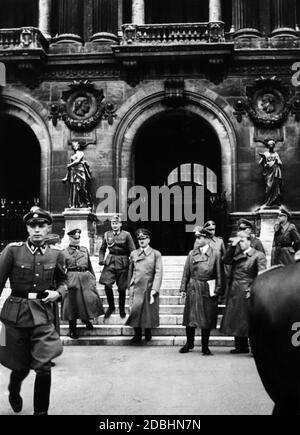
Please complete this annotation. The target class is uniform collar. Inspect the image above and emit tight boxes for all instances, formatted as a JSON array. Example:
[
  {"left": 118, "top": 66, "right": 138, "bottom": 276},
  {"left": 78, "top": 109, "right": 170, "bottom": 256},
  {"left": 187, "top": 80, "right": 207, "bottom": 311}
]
[
  {"left": 138, "top": 246, "right": 152, "bottom": 256},
  {"left": 112, "top": 230, "right": 121, "bottom": 236},
  {"left": 69, "top": 244, "right": 80, "bottom": 250},
  {"left": 27, "top": 239, "right": 47, "bottom": 255}
]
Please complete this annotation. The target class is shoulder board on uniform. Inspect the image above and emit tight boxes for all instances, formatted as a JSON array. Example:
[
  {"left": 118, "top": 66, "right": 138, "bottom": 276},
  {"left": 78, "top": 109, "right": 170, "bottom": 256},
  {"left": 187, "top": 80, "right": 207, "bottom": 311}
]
[
  {"left": 8, "top": 242, "right": 24, "bottom": 247},
  {"left": 49, "top": 245, "right": 61, "bottom": 250}
]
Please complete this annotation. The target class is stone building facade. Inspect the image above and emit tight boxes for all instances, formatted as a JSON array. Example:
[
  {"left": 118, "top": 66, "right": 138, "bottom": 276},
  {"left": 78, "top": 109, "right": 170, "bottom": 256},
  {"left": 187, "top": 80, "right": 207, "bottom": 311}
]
[{"left": 1, "top": 0, "right": 300, "bottom": 255}]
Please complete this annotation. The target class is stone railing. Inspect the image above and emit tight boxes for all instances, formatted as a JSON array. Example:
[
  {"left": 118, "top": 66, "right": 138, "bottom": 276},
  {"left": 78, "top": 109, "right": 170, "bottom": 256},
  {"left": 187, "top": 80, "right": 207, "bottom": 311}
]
[
  {"left": 121, "top": 21, "right": 226, "bottom": 45},
  {"left": 0, "top": 27, "right": 48, "bottom": 52}
]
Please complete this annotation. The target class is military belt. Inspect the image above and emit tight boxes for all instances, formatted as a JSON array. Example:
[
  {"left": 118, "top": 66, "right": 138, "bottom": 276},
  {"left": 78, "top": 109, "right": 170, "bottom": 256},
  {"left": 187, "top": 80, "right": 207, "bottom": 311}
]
[
  {"left": 67, "top": 267, "right": 88, "bottom": 272},
  {"left": 275, "top": 244, "right": 292, "bottom": 248},
  {"left": 11, "top": 291, "right": 48, "bottom": 300}
]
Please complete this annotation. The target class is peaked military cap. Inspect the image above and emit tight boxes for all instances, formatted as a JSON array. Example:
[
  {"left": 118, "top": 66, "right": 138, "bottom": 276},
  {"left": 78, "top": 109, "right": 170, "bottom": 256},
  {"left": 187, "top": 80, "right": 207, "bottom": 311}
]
[
  {"left": 67, "top": 228, "right": 81, "bottom": 236},
  {"left": 111, "top": 214, "right": 122, "bottom": 223},
  {"left": 135, "top": 228, "right": 152, "bottom": 239},
  {"left": 23, "top": 206, "right": 52, "bottom": 225},
  {"left": 193, "top": 226, "right": 212, "bottom": 238},
  {"left": 278, "top": 208, "right": 291, "bottom": 219},
  {"left": 203, "top": 220, "right": 216, "bottom": 230},
  {"left": 238, "top": 218, "right": 253, "bottom": 229},
  {"left": 44, "top": 233, "right": 61, "bottom": 245}
]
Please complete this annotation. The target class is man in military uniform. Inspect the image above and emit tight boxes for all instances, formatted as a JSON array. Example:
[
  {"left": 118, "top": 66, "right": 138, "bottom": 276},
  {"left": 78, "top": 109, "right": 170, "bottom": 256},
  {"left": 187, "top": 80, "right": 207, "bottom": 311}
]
[
  {"left": 271, "top": 208, "right": 300, "bottom": 266},
  {"left": 236, "top": 218, "right": 265, "bottom": 254},
  {"left": 0, "top": 207, "right": 67, "bottom": 415},
  {"left": 99, "top": 215, "right": 136, "bottom": 319},
  {"left": 62, "top": 228, "right": 103, "bottom": 338}
]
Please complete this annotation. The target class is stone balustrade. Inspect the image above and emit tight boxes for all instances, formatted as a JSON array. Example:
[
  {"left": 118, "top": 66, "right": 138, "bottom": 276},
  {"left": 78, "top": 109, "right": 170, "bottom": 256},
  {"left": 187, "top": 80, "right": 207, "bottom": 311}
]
[
  {"left": 121, "top": 22, "right": 225, "bottom": 45},
  {"left": 0, "top": 27, "right": 48, "bottom": 51}
]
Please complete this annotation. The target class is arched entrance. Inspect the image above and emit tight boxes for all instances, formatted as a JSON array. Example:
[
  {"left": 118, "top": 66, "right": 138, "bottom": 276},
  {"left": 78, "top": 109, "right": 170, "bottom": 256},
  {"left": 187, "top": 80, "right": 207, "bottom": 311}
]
[
  {"left": 114, "top": 85, "right": 237, "bottom": 254},
  {"left": 134, "top": 110, "right": 227, "bottom": 254},
  {"left": 0, "top": 114, "right": 41, "bottom": 247}
]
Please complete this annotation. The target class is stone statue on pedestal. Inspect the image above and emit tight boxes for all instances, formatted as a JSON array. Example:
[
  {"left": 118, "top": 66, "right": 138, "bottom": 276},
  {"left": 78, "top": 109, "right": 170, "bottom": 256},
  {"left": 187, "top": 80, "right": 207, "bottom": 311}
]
[
  {"left": 258, "top": 139, "right": 282, "bottom": 208},
  {"left": 62, "top": 141, "right": 93, "bottom": 209}
]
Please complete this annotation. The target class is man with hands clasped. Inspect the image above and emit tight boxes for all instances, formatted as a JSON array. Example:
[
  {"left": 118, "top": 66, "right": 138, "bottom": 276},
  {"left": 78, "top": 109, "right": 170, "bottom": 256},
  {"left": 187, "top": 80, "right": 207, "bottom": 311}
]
[{"left": 125, "top": 229, "right": 163, "bottom": 343}]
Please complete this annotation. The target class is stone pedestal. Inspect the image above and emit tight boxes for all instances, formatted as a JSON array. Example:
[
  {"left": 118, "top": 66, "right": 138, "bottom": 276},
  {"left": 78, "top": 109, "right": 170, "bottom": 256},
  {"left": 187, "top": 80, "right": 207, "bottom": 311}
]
[
  {"left": 256, "top": 208, "right": 280, "bottom": 267},
  {"left": 62, "top": 208, "right": 96, "bottom": 253}
]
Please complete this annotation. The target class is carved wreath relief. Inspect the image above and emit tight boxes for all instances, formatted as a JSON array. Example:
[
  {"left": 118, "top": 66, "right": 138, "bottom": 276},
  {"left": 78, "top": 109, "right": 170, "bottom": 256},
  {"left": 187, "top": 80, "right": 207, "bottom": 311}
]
[{"left": 61, "top": 80, "right": 105, "bottom": 132}]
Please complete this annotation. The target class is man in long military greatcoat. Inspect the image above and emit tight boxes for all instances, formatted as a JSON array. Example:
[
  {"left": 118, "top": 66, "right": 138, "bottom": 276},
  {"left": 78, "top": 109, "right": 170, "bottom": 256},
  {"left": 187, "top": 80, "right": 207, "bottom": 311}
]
[
  {"left": 125, "top": 228, "right": 163, "bottom": 343},
  {"left": 179, "top": 227, "right": 223, "bottom": 356},
  {"left": 61, "top": 229, "right": 104, "bottom": 339},
  {"left": 0, "top": 207, "right": 67, "bottom": 415},
  {"left": 99, "top": 215, "right": 136, "bottom": 319},
  {"left": 271, "top": 208, "right": 300, "bottom": 266},
  {"left": 221, "top": 232, "right": 267, "bottom": 354}
]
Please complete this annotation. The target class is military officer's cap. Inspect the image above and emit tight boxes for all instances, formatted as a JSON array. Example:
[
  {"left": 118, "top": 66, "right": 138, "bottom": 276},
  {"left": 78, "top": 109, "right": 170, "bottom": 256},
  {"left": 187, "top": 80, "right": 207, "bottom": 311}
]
[
  {"left": 278, "top": 208, "right": 291, "bottom": 219},
  {"left": 238, "top": 218, "right": 253, "bottom": 230},
  {"left": 67, "top": 228, "right": 81, "bottom": 237},
  {"left": 135, "top": 228, "right": 152, "bottom": 239},
  {"left": 193, "top": 226, "right": 212, "bottom": 238},
  {"left": 44, "top": 233, "right": 61, "bottom": 245},
  {"left": 203, "top": 220, "right": 216, "bottom": 230},
  {"left": 111, "top": 214, "right": 122, "bottom": 223},
  {"left": 23, "top": 206, "right": 52, "bottom": 225}
]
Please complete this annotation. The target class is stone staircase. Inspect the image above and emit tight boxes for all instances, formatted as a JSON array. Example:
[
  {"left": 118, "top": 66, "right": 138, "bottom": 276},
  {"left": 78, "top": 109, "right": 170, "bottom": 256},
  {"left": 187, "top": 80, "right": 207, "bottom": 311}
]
[{"left": 0, "top": 256, "right": 234, "bottom": 347}]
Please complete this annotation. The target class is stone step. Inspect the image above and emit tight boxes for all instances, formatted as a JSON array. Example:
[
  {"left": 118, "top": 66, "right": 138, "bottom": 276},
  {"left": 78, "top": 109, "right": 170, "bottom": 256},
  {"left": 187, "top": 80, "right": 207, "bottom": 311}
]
[
  {"left": 99, "top": 295, "right": 183, "bottom": 305},
  {"left": 60, "top": 313, "right": 224, "bottom": 326},
  {"left": 61, "top": 335, "right": 234, "bottom": 347},
  {"left": 60, "top": 324, "right": 226, "bottom": 337}
]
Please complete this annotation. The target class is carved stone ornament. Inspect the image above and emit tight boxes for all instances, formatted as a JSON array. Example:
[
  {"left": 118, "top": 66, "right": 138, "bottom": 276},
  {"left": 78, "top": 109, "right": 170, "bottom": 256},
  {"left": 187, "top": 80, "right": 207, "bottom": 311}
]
[
  {"left": 233, "top": 76, "right": 293, "bottom": 128},
  {"left": 61, "top": 80, "right": 105, "bottom": 132}
]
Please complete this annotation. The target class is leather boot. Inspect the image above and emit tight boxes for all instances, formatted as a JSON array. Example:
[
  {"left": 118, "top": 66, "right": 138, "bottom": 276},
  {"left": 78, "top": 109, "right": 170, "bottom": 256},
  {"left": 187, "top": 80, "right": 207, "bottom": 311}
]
[
  {"left": 33, "top": 371, "right": 51, "bottom": 415},
  {"left": 201, "top": 329, "right": 212, "bottom": 355},
  {"left": 119, "top": 291, "right": 126, "bottom": 318},
  {"left": 69, "top": 320, "right": 78, "bottom": 339},
  {"left": 8, "top": 369, "right": 29, "bottom": 413},
  {"left": 179, "top": 327, "right": 195, "bottom": 353},
  {"left": 104, "top": 286, "right": 115, "bottom": 318},
  {"left": 144, "top": 328, "right": 152, "bottom": 341},
  {"left": 130, "top": 328, "right": 142, "bottom": 344}
]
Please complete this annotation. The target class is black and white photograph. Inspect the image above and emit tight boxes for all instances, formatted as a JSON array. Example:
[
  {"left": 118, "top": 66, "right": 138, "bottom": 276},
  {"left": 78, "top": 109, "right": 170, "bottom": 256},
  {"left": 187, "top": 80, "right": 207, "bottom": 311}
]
[{"left": 1, "top": 0, "right": 300, "bottom": 421}]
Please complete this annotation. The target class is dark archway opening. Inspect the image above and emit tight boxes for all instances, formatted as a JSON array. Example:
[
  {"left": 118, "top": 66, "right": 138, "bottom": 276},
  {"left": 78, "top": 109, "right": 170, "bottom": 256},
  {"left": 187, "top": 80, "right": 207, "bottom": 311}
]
[
  {"left": 133, "top": 110, "right": 226, "bottom": 255},
  {"left": 0, "top": 114, "right": 41, "bottom": 247}
]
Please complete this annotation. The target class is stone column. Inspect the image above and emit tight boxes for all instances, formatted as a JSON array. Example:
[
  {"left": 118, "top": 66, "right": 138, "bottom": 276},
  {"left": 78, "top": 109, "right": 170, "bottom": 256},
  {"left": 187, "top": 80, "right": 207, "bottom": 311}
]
[
  {"left": 132, "top": 0, "right": 145, "bottom": 25},
  {"left": 38, "top": 0, "right": 52, "bottom": 40},
  {"left": 231, "top": 0, "right": 261, "bottom": 38},
  {"left": 55, "top": 0, "right": 83, "bottom": 44},
  {"left": 271, "top": 0, "right": 297, "bottom": 38},
  {"left": 209, "top": 0, "right": 222, "bottom": 22},
  {"left": 90, "top": 0, "right": 119, "bottom": 44}
]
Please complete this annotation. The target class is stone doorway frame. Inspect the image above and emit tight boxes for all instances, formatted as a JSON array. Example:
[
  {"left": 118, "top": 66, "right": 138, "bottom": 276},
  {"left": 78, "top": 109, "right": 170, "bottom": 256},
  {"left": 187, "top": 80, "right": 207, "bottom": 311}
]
[
  {"left": 113, "top": 82, "right": 237, "bottom": 212},
  {"left": 0, "top": 88, "right": 51, "bottom": 209}
]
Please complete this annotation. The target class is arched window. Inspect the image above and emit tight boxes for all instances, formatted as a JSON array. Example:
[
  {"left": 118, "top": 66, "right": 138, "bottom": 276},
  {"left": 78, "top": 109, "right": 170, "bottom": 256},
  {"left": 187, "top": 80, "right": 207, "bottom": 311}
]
[
  {"left": 0, "top": 0, "right": 38, "bottom": 29},
  {"left": 166, "top": 163, "right": 217, "bottom": 194}
]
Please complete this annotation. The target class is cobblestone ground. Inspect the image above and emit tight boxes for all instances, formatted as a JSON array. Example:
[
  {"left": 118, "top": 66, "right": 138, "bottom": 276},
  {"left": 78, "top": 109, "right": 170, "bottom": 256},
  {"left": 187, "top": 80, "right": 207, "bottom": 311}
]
[{"left": 0, "top": 346, "right": 273, "bottom": 415}]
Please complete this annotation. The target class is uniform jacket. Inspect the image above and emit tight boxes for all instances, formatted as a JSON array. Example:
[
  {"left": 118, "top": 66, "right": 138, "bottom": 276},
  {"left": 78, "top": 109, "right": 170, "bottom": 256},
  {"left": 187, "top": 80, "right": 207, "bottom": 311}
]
[
  {"left": 99, "top": 230, "right": 136, "bottom": 270},
  {"left": 209, "top": 236, "right": 226, "bottom": 257},
  {"left": 221, "top": 245, "right": 267, "bottom": 336},
  {"left": 125, "top": 247, "right": 163, "bottom": 328},
  {"left": 61, "top": 245, "right": 103, "bottom": 320},
  {"left": 180, "top": 246, "right": 222, "bottom": 329},
  {"left": 0, "top": 241, "right": 67, "bottom": 327},
  {"left": 271, "top": 222, "right": 300, "bottom": 266}
]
